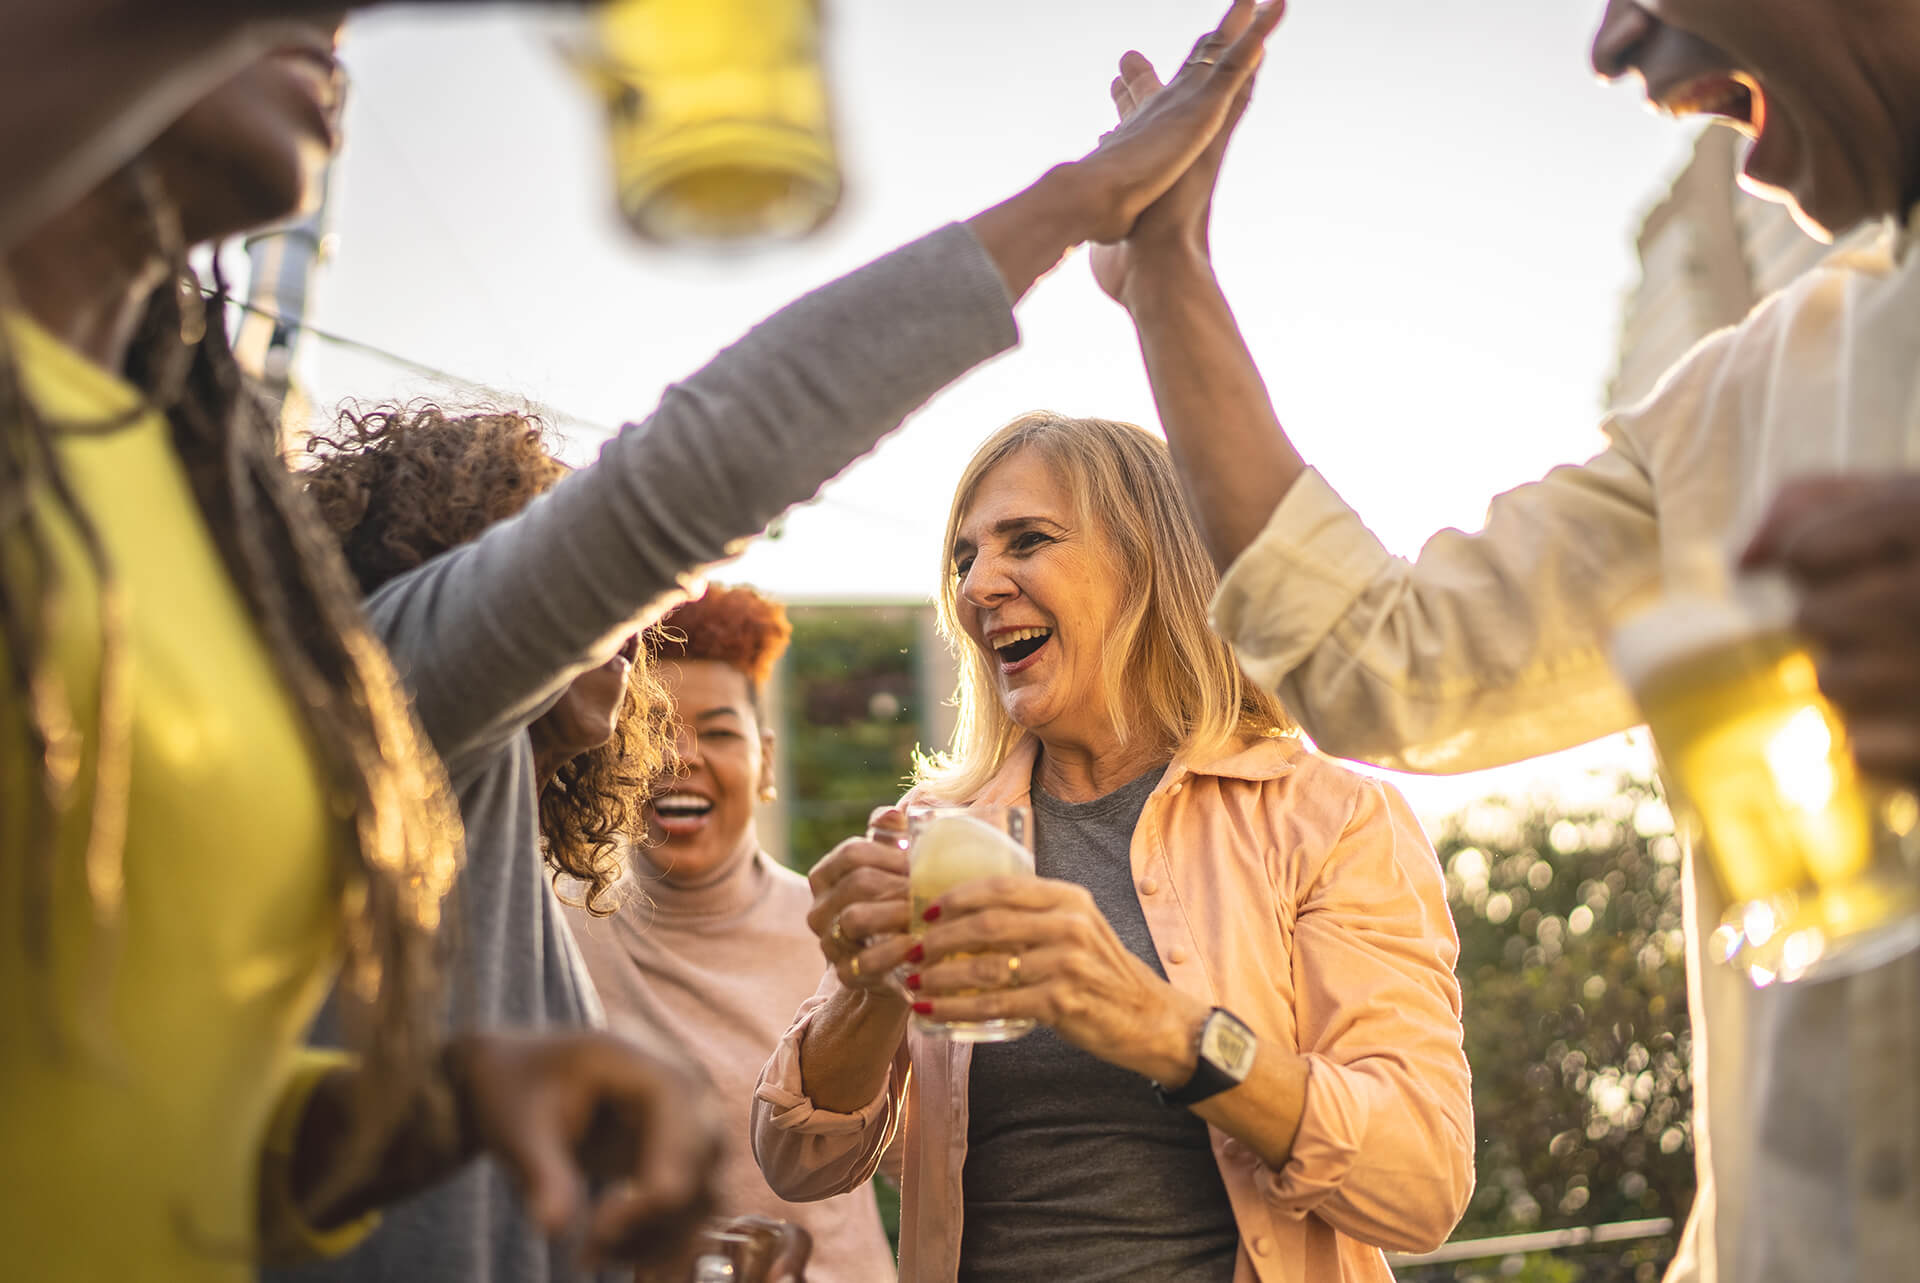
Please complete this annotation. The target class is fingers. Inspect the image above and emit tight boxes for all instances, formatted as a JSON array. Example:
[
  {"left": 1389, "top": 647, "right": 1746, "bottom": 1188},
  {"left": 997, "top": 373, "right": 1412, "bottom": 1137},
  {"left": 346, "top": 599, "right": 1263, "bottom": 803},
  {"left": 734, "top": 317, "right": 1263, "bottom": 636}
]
[
  {"left": 930, "top": 873, "right": 1088, "bottom": 918},
  {"left": 1115, "top": 49, "right": 1161, "bottom": 115},
  {"left": 836, "top": 930, "right": 919, "bottom": 992},
  {"left": 1742, "top": 474, "right": 1920, "bottom": 579},
  {"left": 579, "top": 1040, "right": 721, "bottom": 1267},
  {"left": 494, "top": 1087, "right": 586, "bottom": 1237},
  {"left": 915, "top": 944, "right": 1077, "bottom": 997}
]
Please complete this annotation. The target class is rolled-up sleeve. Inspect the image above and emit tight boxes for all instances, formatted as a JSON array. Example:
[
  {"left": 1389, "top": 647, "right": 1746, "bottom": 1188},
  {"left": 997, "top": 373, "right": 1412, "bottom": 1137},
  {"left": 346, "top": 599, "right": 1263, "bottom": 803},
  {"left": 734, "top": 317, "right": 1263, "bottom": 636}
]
[
  {"left": 1260, "top": 779, "right": 1474, "bottom": 1253},
  {"left": 750, "top": 972, "right": 909, "bottom": 1203},
  {"left": 1209, "top": 426, "right": 1668, "bottom": 775}
]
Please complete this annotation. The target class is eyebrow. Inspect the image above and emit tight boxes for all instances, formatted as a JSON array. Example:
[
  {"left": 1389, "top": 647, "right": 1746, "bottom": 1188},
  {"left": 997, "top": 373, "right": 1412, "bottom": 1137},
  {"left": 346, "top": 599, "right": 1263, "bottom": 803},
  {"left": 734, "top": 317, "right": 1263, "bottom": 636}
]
[
  {"left": 951, "top": 515, "right": 1065, "bottom": 558},
  {"left": 692, "top": 706, "right": 746, "bottom": 723}
]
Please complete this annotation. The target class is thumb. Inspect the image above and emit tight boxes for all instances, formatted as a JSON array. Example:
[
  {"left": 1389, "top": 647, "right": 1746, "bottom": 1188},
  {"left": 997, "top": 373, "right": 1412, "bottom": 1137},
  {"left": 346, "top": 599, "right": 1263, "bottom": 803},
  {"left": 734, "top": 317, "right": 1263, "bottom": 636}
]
[{"left": 496, "top": 1095, "right": 585, "bottom": 1237}]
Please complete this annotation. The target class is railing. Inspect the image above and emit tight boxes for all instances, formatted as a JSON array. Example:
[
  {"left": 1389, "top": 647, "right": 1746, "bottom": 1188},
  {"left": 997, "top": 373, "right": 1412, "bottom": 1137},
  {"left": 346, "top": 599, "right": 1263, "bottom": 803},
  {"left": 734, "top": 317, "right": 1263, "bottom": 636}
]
[{"left": 1387, "top": 1217, "right": 1675, "bottom": 1268}]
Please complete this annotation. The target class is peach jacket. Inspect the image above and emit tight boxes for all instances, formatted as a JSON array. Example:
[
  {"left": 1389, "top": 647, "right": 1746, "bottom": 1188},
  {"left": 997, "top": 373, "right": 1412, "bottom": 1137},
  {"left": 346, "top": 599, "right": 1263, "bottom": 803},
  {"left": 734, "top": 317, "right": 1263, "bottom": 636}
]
[{"left": 750, "top": 732, "right": 1474, "bottom": 1282}]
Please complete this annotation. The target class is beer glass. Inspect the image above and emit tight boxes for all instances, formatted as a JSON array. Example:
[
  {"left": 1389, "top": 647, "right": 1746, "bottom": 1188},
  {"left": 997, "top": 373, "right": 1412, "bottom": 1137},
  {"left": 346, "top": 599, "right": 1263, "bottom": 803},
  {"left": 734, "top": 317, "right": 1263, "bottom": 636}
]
[
  {"left": 579, "top": 0, "right": 842, "bottom": 244},
  {"left": 1611, "top": 580, "right": 1920, "bottom": 985},
  {"left": 907, "top": 804, "right": 1035, "bottom": 1042}
]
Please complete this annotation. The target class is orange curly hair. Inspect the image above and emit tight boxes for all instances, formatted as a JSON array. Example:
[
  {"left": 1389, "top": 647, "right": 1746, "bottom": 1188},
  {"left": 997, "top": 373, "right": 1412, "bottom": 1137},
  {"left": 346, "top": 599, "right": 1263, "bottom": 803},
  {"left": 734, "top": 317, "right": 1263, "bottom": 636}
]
[
  {"left": 303, "top": 402, "right": 673, "bottom": 915},
  {"left": 649, "top": 583, "right": 793, "bottom": 703}
]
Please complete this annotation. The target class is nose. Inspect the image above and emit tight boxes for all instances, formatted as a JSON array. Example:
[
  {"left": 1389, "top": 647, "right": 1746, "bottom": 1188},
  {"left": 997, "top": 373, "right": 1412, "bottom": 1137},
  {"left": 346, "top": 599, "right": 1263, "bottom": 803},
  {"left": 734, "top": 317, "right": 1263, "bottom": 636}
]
[
  {"left": 1591, "top": 0, "right": 1656, "bottom": 80},
  {"left": 670, "top": 722, "right": 700, "bottom": 773},
  {"left": 959, "top": 552, "right": 1018, "bottom": 612}
]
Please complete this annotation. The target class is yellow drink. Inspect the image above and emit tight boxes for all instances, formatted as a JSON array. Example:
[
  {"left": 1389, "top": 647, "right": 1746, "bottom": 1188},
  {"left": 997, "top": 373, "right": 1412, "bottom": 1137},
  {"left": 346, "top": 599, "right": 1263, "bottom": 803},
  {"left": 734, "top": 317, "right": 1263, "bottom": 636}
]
[
  {"left": 585, "top": 0, "right": 842, "bottom": 244},
  {"left": 908, "top": 808, "right": 1034, "bottom": 1042},
  {"left": 1615, "top": 593, "right": 1920, "bottom": 984}
]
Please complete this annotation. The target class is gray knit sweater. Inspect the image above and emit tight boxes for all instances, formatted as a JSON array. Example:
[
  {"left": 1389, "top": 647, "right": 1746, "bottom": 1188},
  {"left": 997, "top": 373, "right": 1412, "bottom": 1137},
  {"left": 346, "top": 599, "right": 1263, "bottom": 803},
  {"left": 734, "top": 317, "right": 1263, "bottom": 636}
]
[{"left": 267, "top": 223, "right": 1018, "bottom": 1283}]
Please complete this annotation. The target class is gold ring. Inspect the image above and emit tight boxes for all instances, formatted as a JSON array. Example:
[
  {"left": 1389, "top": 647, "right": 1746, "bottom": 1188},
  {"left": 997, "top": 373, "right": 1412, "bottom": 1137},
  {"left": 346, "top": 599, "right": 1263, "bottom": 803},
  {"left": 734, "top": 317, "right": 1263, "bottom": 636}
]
[
  {"left": 850, "top": 954, "right": 863, "bottom": 980},
  {"left": 830, "top": 917, "right": 850, "bottom": 949},
  {"left": 1006, "top": 953, "right": 1023, "bottom": 986}
]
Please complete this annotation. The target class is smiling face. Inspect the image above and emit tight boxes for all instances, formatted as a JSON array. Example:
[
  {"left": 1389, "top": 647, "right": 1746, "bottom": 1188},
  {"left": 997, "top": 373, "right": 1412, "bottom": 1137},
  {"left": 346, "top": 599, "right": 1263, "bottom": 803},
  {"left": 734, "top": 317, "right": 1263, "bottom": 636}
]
[
  {"left": 145, "top": 22, "right": 347, "bottom": 243},
  {"left": 1590, "top": 0, "right": 1920, "bottom": 239},
  {"left": 951, "top": 449, "right": 1130, "bottom": 752},
  {"left": 644, "top": 658, "right": 773, "bottom": 882}
]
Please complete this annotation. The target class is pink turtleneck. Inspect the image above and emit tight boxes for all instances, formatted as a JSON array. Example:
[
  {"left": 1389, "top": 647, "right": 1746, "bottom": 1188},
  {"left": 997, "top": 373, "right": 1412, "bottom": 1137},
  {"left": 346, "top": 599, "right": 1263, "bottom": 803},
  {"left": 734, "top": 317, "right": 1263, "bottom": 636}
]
[{"left": 564, "top": 845, "right": 896, "bottom": 1283}]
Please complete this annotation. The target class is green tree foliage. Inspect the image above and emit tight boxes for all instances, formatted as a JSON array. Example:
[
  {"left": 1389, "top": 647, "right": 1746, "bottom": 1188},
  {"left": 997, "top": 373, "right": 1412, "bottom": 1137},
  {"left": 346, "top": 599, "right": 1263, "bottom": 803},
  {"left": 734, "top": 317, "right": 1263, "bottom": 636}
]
[
  {"left": 781, "top": 606, "right": 923, "bottom": 874},
  {"left": 1401, "top": 774, "right": 1695, "bottom": 1283}
]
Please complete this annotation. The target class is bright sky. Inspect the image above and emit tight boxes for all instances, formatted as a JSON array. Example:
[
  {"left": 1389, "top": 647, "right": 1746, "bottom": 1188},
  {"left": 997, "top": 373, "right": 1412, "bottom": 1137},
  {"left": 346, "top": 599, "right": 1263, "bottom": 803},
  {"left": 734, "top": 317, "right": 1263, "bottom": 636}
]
[{"left": 290, "top": 0, "right": 1706, "bottom": 818}]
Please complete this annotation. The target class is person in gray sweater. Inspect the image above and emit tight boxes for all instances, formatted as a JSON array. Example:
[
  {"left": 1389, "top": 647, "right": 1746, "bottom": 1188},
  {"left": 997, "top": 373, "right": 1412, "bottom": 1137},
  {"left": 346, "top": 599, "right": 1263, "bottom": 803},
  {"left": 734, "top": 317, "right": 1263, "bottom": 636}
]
[{"left": 260, "top": 5, "right": 1288, "bottom": 1281}]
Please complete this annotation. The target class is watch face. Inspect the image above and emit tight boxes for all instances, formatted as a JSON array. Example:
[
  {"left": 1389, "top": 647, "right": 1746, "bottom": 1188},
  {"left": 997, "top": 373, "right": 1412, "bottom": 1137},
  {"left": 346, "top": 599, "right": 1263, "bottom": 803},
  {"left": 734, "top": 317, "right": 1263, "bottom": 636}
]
[{"left": 1201, "top": 1011, "right": 1257, "bottom": 1080}]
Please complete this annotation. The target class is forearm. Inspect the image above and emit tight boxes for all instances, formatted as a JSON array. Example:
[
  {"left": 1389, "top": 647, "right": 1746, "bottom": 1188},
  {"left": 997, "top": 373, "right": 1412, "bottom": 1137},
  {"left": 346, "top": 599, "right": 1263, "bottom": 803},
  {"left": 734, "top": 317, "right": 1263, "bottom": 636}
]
[
  {"left": 797, "top": 987, "right": 910, "bottom": 1116},
  {"left": 1122, "top": 251, "right": 1306, "bottom": 573},
  {"left": 284, "top": 1048, "right": 475, "bottom": 1229},
  {"left": 1125, "top": 984, "right": 1309, "bottom": 1169}
]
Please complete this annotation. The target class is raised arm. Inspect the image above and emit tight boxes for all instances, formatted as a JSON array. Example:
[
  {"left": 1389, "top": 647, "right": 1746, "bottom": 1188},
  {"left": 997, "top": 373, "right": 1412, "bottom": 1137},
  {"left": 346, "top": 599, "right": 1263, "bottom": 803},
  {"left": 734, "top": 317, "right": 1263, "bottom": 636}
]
[
  {"left": 1099, "top": 43, "right": 1680, "bottom": 774},
  {"left": 1092, "top": 47, "right": 1307, "bottom": 574},
  {"left": 368, "top": 0, "right": 1289, "bottom": 772}
]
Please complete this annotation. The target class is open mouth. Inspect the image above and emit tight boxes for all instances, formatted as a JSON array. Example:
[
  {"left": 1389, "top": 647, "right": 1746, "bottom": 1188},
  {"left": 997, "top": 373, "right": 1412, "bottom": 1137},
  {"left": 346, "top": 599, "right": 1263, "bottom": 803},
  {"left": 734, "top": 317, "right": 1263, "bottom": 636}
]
[
  {"left": 991, "top": 626, "right": 1052, "bottom": 670},
  {"left": 1656, "top": 72, "right": 1763, "bottom": 137},
  {"left": 651, "top": 792, "right": 714, "bottom": 836}
]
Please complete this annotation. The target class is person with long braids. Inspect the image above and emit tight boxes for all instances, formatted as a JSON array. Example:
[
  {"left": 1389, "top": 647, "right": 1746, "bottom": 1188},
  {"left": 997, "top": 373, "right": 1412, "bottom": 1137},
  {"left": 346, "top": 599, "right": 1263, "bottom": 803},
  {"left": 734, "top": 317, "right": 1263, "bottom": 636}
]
[
  {"left": 1, "top": 26, "right": 720, "bottom": 1283},
  {"left": 2, "top": 2, "right": 1288, "bottom": 1280}
]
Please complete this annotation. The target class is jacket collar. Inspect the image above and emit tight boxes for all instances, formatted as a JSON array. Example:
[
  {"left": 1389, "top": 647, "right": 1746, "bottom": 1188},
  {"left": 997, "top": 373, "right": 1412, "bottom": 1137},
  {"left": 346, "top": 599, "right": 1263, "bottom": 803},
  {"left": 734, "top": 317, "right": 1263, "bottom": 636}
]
[{"left": 969, "top": 729, "right": 1301, "bottom": 807}]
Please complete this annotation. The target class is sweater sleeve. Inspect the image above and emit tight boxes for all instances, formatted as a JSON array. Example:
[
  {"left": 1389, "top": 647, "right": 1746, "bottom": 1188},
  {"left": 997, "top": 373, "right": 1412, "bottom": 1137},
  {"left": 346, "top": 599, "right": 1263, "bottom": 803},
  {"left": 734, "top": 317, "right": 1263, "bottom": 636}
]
[{"left": 365, "top": 223, "right": 1018, "bottom": 777}]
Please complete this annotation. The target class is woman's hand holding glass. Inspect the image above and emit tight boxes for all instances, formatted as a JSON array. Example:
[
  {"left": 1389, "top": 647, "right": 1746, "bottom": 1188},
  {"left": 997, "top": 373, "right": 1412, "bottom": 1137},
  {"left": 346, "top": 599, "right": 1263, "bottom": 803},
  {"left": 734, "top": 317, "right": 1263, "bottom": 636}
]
[
  {"left": 908, "top": 877, "right": 1208, "bottom": 1084},
  {"left": 804, "top": 807, "right": 918, "bottom": 997}
]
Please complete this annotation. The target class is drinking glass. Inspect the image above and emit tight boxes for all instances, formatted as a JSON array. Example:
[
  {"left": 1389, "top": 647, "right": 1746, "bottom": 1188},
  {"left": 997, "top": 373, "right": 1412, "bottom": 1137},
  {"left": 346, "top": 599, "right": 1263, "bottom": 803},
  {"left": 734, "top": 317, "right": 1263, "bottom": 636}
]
[
  {"left": 906, "top": 803, "right": 1035, "bottom": 1042},
  {"left": 576, "top": 0, "right": 842, "bottom": 244},
  {"left": 1611, "top": 578, "right": 1920, "bottom": 985}
]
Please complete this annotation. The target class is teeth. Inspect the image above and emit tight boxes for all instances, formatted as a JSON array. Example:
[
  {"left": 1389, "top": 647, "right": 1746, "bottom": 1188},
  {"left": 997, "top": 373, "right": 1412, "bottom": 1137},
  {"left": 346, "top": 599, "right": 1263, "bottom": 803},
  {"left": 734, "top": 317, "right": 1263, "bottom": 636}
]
[
  {"left": 654, "top": 793, "right": 713, "bottom": 816},
  {"left": 993, "top": 627, "right": 1051, "bottom": 649}
]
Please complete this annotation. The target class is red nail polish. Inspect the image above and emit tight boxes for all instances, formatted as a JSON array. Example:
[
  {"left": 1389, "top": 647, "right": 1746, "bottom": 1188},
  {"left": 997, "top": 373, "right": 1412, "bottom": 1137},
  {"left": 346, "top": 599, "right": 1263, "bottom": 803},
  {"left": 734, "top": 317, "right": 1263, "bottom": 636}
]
[
  {"left": 922, "top": 905, "right": 942, "bottom": 923},
  {"left": 906, "top": 943, "right": 925, "bottom": 963},
  {"left": 906, "top": 973, "right": 922, "bottom": 990},
  {"left": 912, "top": 1001, "right": 933, "bottom": 1015}
]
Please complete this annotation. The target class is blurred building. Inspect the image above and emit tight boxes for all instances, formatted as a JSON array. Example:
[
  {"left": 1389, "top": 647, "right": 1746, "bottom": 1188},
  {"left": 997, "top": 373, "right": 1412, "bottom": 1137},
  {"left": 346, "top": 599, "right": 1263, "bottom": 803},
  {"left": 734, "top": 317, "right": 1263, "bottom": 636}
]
[{"left": 1609, "top": 127, "right": 1880, "bottom": 409}]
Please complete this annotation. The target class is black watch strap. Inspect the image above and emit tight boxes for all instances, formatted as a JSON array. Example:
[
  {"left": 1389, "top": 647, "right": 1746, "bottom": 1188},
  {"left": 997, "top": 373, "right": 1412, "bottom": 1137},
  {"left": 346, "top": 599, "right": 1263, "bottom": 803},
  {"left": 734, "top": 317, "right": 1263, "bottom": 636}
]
[{"left": 1152, "top": 1007, "right": 1256, "bottom": 1109}]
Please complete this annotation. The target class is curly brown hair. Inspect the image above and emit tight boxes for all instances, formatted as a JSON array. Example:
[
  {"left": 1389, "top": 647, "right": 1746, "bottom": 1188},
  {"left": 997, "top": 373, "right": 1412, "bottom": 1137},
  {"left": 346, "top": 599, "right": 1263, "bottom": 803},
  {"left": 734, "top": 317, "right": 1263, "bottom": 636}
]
[
  {"left": 303, "top": 402, "right": 672, "bottom": 914},
  {"left": 649, "top": 583, "right": 793, "bottom": 704}
]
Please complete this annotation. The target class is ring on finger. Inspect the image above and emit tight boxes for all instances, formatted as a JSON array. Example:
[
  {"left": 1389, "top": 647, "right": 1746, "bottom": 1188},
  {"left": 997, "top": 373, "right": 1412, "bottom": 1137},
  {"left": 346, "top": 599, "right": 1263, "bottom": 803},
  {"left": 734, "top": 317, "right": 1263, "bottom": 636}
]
[
  {"left": 1006, "top": 953, "right": 1023, "bottom": 986},
  {"left": 850, "top": 954, "right": 863, "bottom": 980},
  {"left": 830, "top": 916, "right": 851, "bottom": 949}
]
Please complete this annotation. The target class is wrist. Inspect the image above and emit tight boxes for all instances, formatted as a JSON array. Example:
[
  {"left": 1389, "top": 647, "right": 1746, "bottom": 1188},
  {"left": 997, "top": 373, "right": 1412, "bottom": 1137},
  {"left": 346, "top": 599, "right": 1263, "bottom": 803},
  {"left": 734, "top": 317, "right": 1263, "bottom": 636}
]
[
  {"left": 1118, "top": 245, "right": 1218, "bottom": 314},
  {"left": 1131, "top": 988, "right": 1211, "bottom": 1086}
]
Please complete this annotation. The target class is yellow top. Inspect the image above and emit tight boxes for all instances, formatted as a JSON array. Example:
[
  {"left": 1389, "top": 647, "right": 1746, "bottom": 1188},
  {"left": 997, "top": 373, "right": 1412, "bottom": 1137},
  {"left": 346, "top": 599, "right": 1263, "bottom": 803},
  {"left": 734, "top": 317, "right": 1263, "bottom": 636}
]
[{"left": 0, "top": 316, "right": 366, "bottom": 1278}]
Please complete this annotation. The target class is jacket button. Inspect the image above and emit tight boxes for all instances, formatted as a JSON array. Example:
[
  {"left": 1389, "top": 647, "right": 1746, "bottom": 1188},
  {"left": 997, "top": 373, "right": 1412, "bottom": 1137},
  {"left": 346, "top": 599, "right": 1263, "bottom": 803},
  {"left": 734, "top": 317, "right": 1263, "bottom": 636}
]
[
  {"left": 1139, "top": 877, "right": 1160, "bottom": 896},
  {"left": 1168, "top": 781, "right": 1185, "bottom": 795},
  {"left": 1252, "top": 1236, "right": 1273, "bottom": 1256},
  {"left": 1168, "top": 947, "right": 1189, "bottom": 965}
]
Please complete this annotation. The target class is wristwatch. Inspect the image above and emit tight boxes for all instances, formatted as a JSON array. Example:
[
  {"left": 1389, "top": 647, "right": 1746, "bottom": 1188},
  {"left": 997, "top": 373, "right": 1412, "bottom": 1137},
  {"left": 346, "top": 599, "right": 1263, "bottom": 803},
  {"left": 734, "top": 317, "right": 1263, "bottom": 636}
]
[{"left": 1152, "top": 1007, "right": 1257, "bottom": 1108}]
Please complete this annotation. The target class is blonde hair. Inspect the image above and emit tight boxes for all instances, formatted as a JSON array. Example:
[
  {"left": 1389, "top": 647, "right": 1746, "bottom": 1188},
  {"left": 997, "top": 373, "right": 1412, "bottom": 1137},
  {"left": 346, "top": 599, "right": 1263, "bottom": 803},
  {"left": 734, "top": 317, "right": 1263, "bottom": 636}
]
[{"left": 915, "top": 412, "right": 1293, "bottom": 803}]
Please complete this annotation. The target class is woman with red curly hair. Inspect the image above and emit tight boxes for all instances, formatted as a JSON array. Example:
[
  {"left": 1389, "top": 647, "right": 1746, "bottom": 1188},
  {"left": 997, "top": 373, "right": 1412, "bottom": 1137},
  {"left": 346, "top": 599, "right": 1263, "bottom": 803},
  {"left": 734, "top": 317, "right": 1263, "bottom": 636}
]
[{"left": 567, "top": 584, "right": 896, "bottom": 1283}]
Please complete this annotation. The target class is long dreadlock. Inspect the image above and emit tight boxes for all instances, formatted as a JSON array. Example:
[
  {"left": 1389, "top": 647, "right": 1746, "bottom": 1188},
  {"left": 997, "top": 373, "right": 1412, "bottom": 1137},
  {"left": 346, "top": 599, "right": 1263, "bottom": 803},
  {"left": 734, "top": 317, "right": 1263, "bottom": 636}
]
[{"left": 2, "top": 162, "right": 466, "bottom": 1183}]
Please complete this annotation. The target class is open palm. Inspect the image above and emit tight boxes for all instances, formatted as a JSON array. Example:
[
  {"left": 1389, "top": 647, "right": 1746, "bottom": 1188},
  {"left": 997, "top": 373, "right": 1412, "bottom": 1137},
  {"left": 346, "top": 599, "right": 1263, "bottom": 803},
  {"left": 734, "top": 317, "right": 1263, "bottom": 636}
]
[{"left": 1091, "top": 43, "right": 1261, "bottom": 304}]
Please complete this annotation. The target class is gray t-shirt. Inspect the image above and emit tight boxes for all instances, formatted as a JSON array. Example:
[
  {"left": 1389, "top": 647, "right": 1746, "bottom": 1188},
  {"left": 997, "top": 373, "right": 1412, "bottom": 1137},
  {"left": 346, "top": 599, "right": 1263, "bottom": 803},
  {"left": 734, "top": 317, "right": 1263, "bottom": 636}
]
[
  {"left": 266, "top": 223, "right": 1019, "bottom": 1283},
  {"left": 959, "top": 766, "right": 1239, "bottom": 1283}
]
